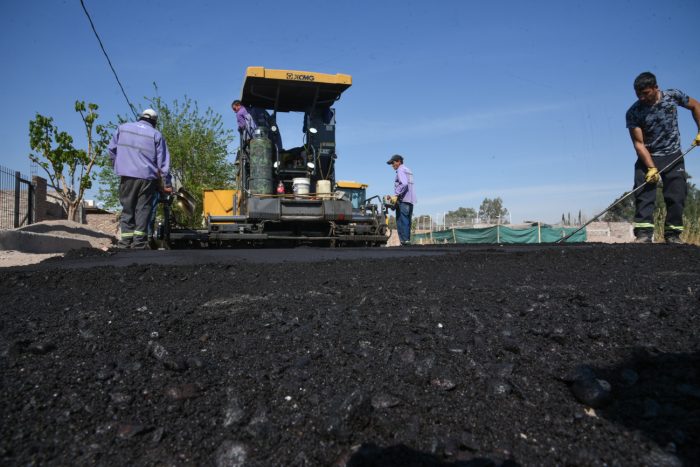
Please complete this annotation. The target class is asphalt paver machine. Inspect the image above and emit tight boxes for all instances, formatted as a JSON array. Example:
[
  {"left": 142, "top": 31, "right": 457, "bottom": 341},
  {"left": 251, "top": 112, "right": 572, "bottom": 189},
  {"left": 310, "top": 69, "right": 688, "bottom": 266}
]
[{"left": 160, "top": 67, "right": 389, "bottom": 248}]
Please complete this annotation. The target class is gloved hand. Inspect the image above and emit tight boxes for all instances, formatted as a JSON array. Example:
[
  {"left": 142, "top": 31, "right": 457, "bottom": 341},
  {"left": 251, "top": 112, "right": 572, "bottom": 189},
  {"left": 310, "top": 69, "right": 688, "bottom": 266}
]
[
  {"left": 645, "top": 167, "right": 660, "bottom": 184},
  {"left": 693, "top": 131, "right": 700, "bottom": 146},
  {"left": 385, "top": 195, "right": 398, "bottom": 205}
]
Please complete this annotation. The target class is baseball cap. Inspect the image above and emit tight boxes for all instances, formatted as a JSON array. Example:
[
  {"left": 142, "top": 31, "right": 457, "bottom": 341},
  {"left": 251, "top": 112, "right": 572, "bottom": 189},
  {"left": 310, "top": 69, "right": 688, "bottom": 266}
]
[{"left": 386, "top": 154, "right": 403, "bottom": 164}]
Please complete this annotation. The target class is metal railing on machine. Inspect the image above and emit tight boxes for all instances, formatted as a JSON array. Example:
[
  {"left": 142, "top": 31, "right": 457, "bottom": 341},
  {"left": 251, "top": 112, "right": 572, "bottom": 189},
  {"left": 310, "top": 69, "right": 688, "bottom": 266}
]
[{"left": 0, "top": 165, "right": 34, "bottom": 230}]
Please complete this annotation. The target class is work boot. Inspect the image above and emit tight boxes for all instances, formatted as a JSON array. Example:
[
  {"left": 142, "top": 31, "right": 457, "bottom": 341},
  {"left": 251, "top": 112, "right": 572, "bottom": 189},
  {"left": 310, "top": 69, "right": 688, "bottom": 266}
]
[
  {"left": 634, "top": 232, "right": 652, "bottom": 244},
  {"left": 665, "top": 234, "right": 684, "bottom": 244}
]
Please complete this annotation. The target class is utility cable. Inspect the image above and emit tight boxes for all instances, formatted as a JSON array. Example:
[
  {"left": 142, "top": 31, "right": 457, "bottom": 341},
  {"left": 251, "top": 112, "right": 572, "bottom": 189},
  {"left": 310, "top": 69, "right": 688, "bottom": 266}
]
[{"left": 79, "top": 0, "right": 138, "bottom": 118}]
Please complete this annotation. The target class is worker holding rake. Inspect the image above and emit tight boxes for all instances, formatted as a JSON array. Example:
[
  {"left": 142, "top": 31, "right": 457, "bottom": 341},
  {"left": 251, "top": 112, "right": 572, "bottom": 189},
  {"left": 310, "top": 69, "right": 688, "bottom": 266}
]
[{"left": 625, "top": 72, "right": 700, "bottom": 244}]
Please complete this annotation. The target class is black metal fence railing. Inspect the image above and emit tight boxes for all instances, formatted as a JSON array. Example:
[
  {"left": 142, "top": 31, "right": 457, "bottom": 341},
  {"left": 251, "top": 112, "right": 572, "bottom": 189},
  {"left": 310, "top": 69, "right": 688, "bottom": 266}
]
[{"left": 0, "top": 165, "right": 34, "bottom": 230}]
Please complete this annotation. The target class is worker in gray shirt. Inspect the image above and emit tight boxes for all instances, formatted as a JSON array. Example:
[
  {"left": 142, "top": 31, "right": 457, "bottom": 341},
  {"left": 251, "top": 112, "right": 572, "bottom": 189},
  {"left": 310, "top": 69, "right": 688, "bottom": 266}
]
[{"left": 625, "top": 72, "right": 700, "bottom": 244}]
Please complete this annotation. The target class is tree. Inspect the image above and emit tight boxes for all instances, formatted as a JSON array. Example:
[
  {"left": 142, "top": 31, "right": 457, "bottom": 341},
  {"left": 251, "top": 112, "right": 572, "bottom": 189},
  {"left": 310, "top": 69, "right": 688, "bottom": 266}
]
[
  {"left": 682, "top": 182, "right": 700, "bottom": 243},
  {"left": 445, "top": 207, "right": 477, "bottom": 226},
  {"left": 98, "top": 88, "right": 235, "bottom": 222},
  {"left": 29, "top": 101, "right": 110, "bottom": 221},
  {"left": 96, "top": 168, "right": 120, "bottom": 211},
  {"left": 602, "top": 192, "right": 635, "bottom": 222},
  {"left": 478, "top": 197, "right": 509, "bottom": 224}
]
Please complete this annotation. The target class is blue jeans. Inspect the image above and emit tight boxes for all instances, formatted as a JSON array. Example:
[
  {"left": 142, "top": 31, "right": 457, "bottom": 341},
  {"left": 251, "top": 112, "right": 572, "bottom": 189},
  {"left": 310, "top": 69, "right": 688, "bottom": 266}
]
[{"left": 397, "top": 202, "right": 413, "bottom": 244}]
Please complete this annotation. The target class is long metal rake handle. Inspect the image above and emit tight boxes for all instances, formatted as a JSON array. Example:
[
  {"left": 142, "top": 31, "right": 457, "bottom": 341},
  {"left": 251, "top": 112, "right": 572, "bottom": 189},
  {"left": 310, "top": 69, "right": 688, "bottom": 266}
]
[{"left": 556, "top": 145, "right": 697, "bottom": 244}]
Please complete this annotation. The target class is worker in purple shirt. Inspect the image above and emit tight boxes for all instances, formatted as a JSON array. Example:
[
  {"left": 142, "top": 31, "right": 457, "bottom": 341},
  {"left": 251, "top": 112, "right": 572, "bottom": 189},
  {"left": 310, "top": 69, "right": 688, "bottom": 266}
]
[
  {"left": 108, "top": 109, "right": 171, "bottom": 249},
  {"left": 231, "top": 100, "right": 257, "bottom": 147},
  {"left": 387, "top": 154, "right": 416, "bottom": 246}
]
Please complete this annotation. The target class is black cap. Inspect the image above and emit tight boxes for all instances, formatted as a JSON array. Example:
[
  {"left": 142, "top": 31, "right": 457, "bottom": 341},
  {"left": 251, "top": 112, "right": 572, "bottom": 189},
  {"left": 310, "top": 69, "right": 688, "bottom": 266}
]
[{"left": 387, "top": 154, "right": 403, "bottom": 164}]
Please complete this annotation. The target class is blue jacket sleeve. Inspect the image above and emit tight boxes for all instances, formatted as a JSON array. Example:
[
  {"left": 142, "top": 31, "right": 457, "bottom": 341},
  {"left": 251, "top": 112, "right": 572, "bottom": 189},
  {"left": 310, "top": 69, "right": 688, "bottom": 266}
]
[{"left": 156, "top": 134, "right": 171, "bottom": 186}]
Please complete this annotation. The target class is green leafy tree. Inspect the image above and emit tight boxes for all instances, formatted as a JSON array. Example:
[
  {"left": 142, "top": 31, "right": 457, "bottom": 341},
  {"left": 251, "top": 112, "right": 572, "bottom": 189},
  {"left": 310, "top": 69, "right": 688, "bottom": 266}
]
[
  {"left": 98, "top": 88, "right": 235, "bottom": 223},
  {"left": 446, "top": 207, "right": 477, "bottom": 226},
  {"left": 478, "top": 197, "right": 509, "bottom": 224},
  {"left": 653, "top": 184, "right": 668, "bottom": 240},
  {"left": 96, "top": 168, "right": 120, "bottom": 211},
  {"left": 650, "top": 181, "right": 700, "bottom": 243},
  {"left": 602, "top": 193, "right": 635, "bottom": 222},
  {"left": 682, "top": 182, "right": 700, "bottom": 244},
  {"left": 29, "top": 101, "right": 110, "bottom": 221}
]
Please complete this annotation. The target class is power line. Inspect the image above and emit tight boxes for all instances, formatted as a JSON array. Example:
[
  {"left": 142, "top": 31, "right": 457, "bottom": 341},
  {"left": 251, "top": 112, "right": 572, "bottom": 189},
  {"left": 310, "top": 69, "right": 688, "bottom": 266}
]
[{"left": 79, "top": 0, "right": 138, "bottom": 118}]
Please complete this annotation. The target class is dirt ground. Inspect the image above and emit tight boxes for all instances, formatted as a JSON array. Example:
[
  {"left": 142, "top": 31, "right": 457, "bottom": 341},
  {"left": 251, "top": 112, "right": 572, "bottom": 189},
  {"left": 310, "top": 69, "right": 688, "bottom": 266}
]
[
  {"left": 0, "top": 250, "right": 63, "bottom": 267},
  {"left": 1, "top": 244, "right": 699, "bottom": 466},
  {"left": 0, "top": 221, "right": 115, "bottom": 268}
]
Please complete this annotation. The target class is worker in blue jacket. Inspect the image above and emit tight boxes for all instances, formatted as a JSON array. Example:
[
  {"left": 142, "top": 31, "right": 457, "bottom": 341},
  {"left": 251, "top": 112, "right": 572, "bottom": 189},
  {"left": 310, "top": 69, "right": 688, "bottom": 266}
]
[{"left": 108, "top": 109, "right": 171, "bottom": 249}]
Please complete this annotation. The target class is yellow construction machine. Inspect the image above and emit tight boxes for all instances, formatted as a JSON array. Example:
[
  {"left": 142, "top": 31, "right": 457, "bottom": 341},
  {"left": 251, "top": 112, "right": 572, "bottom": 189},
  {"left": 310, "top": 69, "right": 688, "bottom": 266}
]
[{"left": 158, "top": 67, "right": 389, "bottom": 247}]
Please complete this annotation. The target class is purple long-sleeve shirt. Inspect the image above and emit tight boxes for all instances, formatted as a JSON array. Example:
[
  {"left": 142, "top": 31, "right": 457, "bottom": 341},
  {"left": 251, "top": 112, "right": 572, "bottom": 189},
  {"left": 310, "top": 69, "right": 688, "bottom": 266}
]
[
  {"left": 394, "top": 164, "right": 416, "bottom": 204},
  {"left": 108, "top": 120, "right": 170, "bottom": 183},
  {"left": 235, "top": 105, "right": 257, "bottom": 141}
]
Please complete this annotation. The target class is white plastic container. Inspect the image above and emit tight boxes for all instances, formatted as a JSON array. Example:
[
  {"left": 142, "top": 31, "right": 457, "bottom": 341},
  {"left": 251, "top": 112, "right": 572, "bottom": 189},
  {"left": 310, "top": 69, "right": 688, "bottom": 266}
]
[
  {"left": 292, "top": 178, "right": 310, "bottom": 197},
  {"left": 316, "top": 180, "right": 331, "bottom": 199}
]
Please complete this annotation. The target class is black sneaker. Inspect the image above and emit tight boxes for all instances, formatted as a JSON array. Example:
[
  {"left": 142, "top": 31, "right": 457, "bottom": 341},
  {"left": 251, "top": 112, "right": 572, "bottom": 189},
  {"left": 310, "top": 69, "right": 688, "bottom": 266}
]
[{"left": 665, "top": 235, "right": 684, "bottom": 244}]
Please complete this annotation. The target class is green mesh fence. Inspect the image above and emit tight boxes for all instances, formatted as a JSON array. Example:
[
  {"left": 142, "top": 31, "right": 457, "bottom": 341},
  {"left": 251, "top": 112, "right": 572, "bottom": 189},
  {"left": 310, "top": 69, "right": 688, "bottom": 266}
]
[{"left": 412, "top": 225, "right": 586, "bottom": 244}]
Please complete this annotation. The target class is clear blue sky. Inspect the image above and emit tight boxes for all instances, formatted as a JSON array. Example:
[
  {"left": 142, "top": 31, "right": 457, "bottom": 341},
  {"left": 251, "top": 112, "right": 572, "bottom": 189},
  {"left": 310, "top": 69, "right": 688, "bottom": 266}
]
[{"left": 1, "top": 0, "right": 699, "bottom": 223}]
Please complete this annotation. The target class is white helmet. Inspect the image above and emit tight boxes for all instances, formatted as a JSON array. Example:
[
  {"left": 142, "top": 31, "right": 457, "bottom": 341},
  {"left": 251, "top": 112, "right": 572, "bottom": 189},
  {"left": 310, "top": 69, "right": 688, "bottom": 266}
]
[{"left": 140, "top": 108, "right": 158, "bottom": 121}]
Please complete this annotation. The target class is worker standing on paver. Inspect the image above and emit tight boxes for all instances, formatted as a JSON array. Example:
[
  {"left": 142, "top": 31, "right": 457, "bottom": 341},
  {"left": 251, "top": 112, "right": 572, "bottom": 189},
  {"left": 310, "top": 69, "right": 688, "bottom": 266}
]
[
  {"left": 108, "top": 109, "right": 171, "bottom": 249},
  {"left": 625, "top": 72, "right": 700, "bottom": 244},
  {"left": 232, "top": 100, "right": 257, "bottom": 147},
  {"left": 387, "top": 154, "right": 416, "bottom": 246}
]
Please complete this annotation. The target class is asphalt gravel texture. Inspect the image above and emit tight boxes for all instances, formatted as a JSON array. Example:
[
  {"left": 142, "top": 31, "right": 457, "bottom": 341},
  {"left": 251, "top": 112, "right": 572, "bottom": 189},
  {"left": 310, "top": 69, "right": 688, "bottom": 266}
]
[{"left": 1, "top": 244, "right": 699, "bottom": 466}]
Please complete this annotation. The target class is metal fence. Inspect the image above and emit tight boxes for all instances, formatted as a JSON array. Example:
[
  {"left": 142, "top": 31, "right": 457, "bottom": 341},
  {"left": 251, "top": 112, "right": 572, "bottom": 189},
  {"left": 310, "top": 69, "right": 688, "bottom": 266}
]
[
  {"left": 0, "top": 165, "right": 34, "bottom": 230},
  {"left": 414, "top": 216, "right": 511, "bottom": 231}
]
